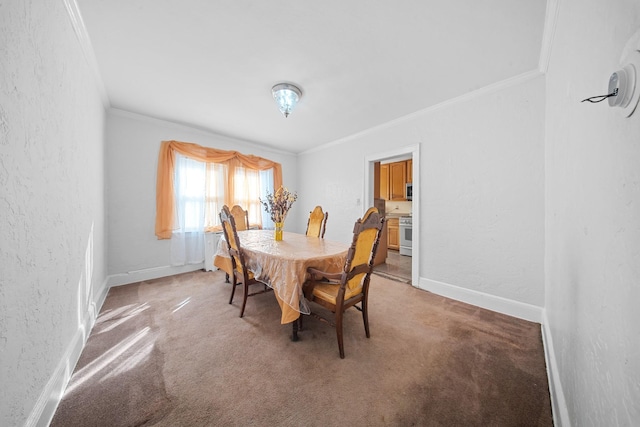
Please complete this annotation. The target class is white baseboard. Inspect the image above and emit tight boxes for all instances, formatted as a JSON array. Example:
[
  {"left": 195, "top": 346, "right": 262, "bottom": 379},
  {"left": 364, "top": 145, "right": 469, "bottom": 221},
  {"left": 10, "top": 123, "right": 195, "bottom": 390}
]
[
  {"left": 27, "top": 277, "right": 110, "bottom": 427},
  {"left": 418, "top": 278, "right": 543, "bottom": 323},
  {"left": 106, "top": 263, "right": 205, "bottom": 287},
  {"left": 541, "top": 310, "right": 571, "bottom": 427}
]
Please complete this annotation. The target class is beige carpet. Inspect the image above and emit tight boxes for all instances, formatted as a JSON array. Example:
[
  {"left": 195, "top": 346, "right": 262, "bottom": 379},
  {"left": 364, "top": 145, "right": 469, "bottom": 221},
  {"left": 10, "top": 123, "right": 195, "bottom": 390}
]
[{"left": 51, "top": 270, "right": 552, "bottom": 426}]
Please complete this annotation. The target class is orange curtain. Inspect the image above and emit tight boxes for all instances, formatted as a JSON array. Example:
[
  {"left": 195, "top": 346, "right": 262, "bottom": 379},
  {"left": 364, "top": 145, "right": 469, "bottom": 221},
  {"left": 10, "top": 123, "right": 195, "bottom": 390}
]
[{"left": 155, "top": 140, "right": 283, "bottom": 239}]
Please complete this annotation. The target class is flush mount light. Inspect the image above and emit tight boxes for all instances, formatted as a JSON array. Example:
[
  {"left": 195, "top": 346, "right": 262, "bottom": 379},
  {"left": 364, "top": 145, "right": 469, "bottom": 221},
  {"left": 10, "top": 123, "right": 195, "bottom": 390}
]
[
  {"left": 272, "top": 83, "right": 302, "bottom": 118},
  {"left": 581, "top": 49, "right": 640, "bottom": 118},
  {"left": 607, "top": 50, "right": 640, "bottom": 117}
]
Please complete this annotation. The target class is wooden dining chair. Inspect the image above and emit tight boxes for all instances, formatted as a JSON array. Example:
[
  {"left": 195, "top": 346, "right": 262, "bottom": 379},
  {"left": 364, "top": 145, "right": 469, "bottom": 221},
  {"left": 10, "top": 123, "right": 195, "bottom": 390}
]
[
  {"left": 302, "top": 207, "right": 385, "bottom": 358},
  {"left": 222, "top": 204, "right": 250, "bottom": 282},
  {"left": 305, "top": 205, "right": 328, "bottom": 238},
  {"left": 220, "top": 205, "right": 271, "bottom": 317},
  {"left": 230, "top": 204, "right": 250, "bottom": 231}
]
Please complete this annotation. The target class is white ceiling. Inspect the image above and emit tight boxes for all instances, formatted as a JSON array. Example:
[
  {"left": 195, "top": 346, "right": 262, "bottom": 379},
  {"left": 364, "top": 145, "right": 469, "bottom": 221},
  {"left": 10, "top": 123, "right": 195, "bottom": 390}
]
[{"left": 77, "top": 0, "right": 546, "bottom": 154}]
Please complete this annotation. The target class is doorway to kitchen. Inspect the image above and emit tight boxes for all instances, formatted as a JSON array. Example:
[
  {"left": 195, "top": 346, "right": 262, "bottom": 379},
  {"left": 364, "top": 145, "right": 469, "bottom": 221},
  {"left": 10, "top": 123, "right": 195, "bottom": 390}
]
[
  {"left": 373, "top": 250, "right": 412, "bottom": 284},
  {"left": 364, "top": 144, "right": 420, "bottom": 287}
]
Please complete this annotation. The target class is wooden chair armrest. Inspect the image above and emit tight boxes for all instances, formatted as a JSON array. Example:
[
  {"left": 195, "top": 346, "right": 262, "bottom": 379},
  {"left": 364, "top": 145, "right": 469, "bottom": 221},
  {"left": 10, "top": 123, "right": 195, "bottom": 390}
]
[
  {"left": 306, "top": 267, "right": 342, "bottom": 282},
  {"left": 304, "top": 267, "right": 342, "bottom": 299}
]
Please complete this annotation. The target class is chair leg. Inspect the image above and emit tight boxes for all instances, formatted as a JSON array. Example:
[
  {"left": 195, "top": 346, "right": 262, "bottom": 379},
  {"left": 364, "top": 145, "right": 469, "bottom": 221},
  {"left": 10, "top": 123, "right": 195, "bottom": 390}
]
[
  {"left": 229, "top": 280, "right": 237, "bottom": 305},
  {"left": 239, "top": 282, "right": 249, "bottom": 318},
  {"left": 291, "top": 319, "right": 300, "bottom": 342},
  {"left": 225, "top": 273, "right": 230, "bottom": 283},
  {"left": 362, "top": 300, "right": 370, "bottom": 338},
  {"left": 336, "top": 310, "right": 345, "bottom": 359}
]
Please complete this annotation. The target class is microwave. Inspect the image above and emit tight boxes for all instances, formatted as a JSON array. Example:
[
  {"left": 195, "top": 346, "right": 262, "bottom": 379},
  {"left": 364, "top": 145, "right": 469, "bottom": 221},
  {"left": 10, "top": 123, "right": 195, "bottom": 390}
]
[{"left": 406, "top": 183, "right": 413, "bottom": 201}]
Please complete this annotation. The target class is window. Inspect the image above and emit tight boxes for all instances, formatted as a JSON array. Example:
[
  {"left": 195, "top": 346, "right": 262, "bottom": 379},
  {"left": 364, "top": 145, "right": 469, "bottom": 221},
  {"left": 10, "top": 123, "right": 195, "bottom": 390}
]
[
  {"left": 173, "top": 154, "right": 274, "bottom": 232},
  {"left": 174, "top": 155, "right": 205, "bottom": 232},
  {"left": 155, "top": 140, "right": 283, "bottom": 241},
  {"left": 258, "top": 169, "right": 275, "bottom": 229},
  {"left": 204, "top": 161, "right": 227, "bottom": 230}
]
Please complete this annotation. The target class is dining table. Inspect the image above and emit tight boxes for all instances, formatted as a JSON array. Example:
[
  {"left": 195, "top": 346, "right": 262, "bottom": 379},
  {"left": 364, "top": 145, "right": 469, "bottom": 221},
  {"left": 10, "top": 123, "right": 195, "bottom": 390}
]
[{"left": 213, "top": 229, "right": 349, "bottom": 340}]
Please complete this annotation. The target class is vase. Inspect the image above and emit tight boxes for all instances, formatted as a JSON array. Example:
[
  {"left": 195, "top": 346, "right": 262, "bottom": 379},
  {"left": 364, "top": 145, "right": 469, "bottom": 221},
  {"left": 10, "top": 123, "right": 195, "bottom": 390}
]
[{"left": 275, "top": 222, "right": 284, "bottom": 241}]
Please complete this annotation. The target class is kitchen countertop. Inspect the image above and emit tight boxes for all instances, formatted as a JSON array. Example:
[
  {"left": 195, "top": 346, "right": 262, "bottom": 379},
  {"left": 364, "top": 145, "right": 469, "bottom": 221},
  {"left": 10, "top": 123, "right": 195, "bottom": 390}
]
[{"left": 385, "top": 212, "right": 411, "bottom": 218}]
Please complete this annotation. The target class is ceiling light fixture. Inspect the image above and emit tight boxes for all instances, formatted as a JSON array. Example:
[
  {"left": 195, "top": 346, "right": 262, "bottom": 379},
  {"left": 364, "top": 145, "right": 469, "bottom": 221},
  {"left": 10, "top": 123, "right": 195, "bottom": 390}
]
[{"left": 272, "top": 83, "right": 302, "bottom": 118}]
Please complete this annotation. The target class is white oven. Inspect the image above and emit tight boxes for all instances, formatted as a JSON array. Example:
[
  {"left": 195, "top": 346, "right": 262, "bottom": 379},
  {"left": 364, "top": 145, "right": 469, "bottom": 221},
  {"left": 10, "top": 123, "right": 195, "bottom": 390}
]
[{"left": 399, "top": 216, "right": 412, "bottom": 256}]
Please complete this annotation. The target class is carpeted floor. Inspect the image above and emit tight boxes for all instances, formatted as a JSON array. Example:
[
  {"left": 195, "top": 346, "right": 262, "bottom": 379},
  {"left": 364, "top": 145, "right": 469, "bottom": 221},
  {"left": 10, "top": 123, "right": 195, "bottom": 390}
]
[{"left": 50, "top": 270, "right": 553, "bottom": 426}]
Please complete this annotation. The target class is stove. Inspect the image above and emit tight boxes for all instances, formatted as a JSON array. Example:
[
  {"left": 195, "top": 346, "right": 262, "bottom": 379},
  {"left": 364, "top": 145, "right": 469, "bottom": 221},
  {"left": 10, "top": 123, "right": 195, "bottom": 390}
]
[{"left": 399, "top": 216, "right": 412, "bottom": 256}]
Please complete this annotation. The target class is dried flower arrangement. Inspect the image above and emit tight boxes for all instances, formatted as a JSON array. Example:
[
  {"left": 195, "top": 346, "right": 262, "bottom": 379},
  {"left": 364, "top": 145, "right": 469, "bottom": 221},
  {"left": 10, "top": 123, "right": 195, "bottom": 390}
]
[{"left": 259, "top": 186, "right": 298, "bottom": 224}]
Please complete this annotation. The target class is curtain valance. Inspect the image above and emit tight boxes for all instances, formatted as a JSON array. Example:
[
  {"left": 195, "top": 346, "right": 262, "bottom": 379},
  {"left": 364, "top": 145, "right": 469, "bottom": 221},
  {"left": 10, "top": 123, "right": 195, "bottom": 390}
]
[{"left": 155, "top": 140, "right": 283, "bottom": 239}]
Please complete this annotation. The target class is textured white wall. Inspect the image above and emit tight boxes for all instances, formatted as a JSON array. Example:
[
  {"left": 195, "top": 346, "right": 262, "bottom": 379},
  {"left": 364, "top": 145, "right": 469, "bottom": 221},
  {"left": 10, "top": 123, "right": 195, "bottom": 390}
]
[
  {"left": 0, "top": 1, "right": 106, "bottom": 426},
  {"left": 545, "top": 1, "right": 640, "bottom": 425},
  {"left": 297, "top": 75, "right": 545, "bottom": 308},
  {"left": 105, "top": 110, "right": 298, "bottom": 282}
]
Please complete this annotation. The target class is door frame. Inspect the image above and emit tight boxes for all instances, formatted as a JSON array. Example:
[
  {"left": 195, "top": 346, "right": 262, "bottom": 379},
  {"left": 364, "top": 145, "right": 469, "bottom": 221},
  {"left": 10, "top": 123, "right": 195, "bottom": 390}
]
[{"left": 364, "top": 143, "right": 420, "bottom": 287}]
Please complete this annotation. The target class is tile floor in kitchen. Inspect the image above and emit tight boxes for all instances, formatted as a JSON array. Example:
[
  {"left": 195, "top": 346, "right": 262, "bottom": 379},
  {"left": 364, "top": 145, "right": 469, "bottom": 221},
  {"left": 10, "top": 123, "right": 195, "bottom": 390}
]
[{"left": 373, "top": 249, "right": 412, "bottom": 284}]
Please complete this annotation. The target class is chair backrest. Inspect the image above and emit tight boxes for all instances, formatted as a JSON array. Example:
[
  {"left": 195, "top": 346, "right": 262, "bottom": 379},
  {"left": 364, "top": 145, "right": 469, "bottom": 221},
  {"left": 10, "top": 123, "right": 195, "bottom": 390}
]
[
  {"left": 340, "top": 207, "right": 385, "bottom": 296},
  {"left": 306, "top": 206, "right": 328, "bottom": 238},
  {"left": 219, "top": 205, "right": 249, "bottom": 279},
  {"left": 230, "top": 205, "right": 250, "bottom": 231}
]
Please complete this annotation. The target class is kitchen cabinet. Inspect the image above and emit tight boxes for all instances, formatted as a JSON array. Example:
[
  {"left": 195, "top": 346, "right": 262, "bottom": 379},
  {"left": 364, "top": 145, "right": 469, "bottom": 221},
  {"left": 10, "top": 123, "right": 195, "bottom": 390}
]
[
  {"left": 387, "top": 217, "right": 399, "bottom": 250},
  {"left": 378, "top": 160, "right": 411, "bottom": 201},
  {"left": 389, "top": 161, "right": 407, "bottom": 200},
  {"left": 379, "top": 163, "right": 389, "bottom": 200}
]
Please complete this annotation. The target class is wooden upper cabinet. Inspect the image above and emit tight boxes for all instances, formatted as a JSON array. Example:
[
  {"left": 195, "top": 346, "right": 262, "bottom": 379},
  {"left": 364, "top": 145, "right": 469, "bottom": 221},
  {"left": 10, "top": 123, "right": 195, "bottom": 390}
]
[
  {"left": 379, "top": 159, "right": 411, "bottom": 201},
  {"left": 389, "top": 161, "right": 406, "bottom": 201},
  {"left": 379, "top": 163, "right": 390, "bottom": 200}
]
